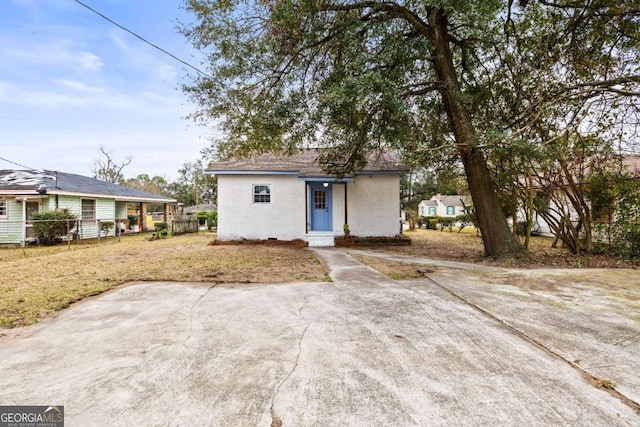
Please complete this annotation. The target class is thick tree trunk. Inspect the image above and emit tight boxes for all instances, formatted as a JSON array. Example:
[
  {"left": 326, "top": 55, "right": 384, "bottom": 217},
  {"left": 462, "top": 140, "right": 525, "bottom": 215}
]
[{"left": 429, "top": 9, "right": 523, "bottom": 258}]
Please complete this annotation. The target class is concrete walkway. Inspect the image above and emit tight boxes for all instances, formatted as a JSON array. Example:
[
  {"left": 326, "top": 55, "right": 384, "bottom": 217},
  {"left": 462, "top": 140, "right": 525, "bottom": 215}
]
[{"left": 0, "top": 248, "right": 638, "bottom": 426}]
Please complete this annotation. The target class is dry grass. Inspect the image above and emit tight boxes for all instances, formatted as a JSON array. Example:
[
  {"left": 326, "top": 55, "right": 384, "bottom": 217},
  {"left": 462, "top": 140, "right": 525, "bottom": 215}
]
[
  {"left": 385, "top": 228, "right": 640, "bottom": 269},
  {"left": 355, "top": 228, "right": 640, "bottom": 280},
  {"left": 0, "top": 233, "right": 327, "bottom": 328}
]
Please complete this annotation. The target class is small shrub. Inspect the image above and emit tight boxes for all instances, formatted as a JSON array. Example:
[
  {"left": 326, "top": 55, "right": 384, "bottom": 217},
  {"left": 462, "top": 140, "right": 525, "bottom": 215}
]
[
  {"left": 99, "top": 221, "right": 114, "bottom": 237},
  {"left": 128, "top": 215, "right": 138, "bottom": 229},
  {"left": 154, "top": 221, "right": 168, "bottom": 231},
  {"left": 31, "top": 210, "right": 78, "bottom": 245},
  {"left": 439, "top": 217, "right": 454, "bottom": 232},
  {"left": 455, "top": 214, "right": 473, "bottom": 233},
  {"left": 207, "top": 211, "right": 217, "bottom": 229},
  {"left": 197, "top": 211, "right": 217, "bottom": 230},
  {"left": 427, "top": 217, "right": 439, "bottom": 230},
  {"left": 612, "top": 223, "right": 640, "bottom": 260}
]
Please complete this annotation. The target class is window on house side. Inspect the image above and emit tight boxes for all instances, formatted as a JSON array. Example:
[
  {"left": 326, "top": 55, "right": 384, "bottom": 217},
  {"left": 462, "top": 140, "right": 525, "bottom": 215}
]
[
  {"left": 253, "top": 185, "right": 271, "bottom": 203},
  {"left": 446, "top": 206, "right": 455, "bottom": 216},
  {"left": 81, "top": 199, "right": 96, "bottom": 220},
  {"left": 0, "top": 200, "right": 6, "bottom": 218},
  {"left": 428, "top": 207, "right": 437, "bottom": 216}
]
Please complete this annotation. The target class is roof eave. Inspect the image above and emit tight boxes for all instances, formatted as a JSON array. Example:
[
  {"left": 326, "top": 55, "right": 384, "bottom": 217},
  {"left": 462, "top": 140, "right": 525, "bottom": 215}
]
[
  {"left": 206, "top": 170, "right": 299, "bottom": 175},
  {"left": 46, "top": 190, "right": 176, "bottom": 203}
]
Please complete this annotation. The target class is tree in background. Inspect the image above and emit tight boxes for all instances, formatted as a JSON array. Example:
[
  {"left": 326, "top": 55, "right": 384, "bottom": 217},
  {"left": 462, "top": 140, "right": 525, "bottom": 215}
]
[
  {"left": 180, "top": 1, "right": 638, "bottom": 258},
  {"left": 123, "top": 174, "right": 169, "bottom": 194},
  {"left": 93, "top": 146, "right": 131, "bottom": 184},
  {"left": 167, "top": 159, "right": 217, "bottom": 207},
  {"left": 123, "top": 174, "right": 171, "bottom": 212}
]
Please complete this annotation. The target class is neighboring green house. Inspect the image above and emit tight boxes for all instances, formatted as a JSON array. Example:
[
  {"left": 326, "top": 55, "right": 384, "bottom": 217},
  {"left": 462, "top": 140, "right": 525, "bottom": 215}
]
[{"left": 0, "top": 170, "right": 175, "bottom": 245}]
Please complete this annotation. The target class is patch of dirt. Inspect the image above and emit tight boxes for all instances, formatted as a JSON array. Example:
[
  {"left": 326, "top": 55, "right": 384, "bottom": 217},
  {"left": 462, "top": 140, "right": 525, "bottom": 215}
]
[{"left": 211, "top": 238, "right": 309, "bottom": 247}]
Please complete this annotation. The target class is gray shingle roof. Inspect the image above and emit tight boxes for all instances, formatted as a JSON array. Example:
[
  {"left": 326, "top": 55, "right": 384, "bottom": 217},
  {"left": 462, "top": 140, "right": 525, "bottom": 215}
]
[
  {"left": 439, "top": 195, "right": 469, "bottom": 206},
  {"left": 207, "top": 149, "right": 403, "bottom": 177},
  {"left": 419, "top": 195, "right": 471, "bottom": 206},
  {"left": 0, "top": 170, "right": 175, "bottom": 202},
  {"left": 184, "top": 204, "right": 217, "bottom": 214}
]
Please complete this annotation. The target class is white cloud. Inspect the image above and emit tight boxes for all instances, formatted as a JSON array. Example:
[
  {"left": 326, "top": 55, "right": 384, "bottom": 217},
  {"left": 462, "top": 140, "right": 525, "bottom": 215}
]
[
  {"left": 110, "top": 33, "right": 129, "bottom": 52},
  {"left": 0, "top": 39, "right": 104, "bottom": 73},
  {"left": 77, "top": 52, "right": 104, "bottom": 71},
  {"left": 55, "top": 79, "right": 105, "bottom": 93}
]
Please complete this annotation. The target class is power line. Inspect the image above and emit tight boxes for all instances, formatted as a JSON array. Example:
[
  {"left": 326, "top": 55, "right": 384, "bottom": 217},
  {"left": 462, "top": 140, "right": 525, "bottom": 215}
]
[
  {"left": 0, "top": 156, "right": 36, "bottom": 170},
  {"left": 74, "top": 0, "right": 212, "bottom": 79}
]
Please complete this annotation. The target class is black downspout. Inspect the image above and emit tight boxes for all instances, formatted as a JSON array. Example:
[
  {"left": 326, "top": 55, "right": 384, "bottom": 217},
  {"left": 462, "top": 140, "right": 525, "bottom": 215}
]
[{"left": 344, "top": 183, "right": 348, "bottom": 226}]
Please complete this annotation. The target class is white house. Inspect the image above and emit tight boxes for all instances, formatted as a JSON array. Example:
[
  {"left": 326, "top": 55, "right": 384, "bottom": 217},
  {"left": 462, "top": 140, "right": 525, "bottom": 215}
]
[
  {"left": 418, "top": 194, "right": 470, "bottom": 217},
  {"left": 207, "top": 149, "right": 403, "bottom": 246}
]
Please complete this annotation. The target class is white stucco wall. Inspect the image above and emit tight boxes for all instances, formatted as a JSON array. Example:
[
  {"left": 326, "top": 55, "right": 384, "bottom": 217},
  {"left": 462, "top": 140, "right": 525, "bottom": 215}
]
[
  {"left": 217, "top": 173, "right": 401, "bottom": 241},
  {"left": 346, "top": 174, "right": 401, "bottom": 237},
  {"left": 217, "top": 175, "right": 307, "bottom": 241}
]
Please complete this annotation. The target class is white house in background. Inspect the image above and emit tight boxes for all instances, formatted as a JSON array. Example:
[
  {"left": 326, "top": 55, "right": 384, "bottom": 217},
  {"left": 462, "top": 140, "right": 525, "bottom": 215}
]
[
  {"left": 207, "top": 149, "right": 404, "bottom": 247},
  {"left": 418, "top": 194, "right": 471, "bottom": 217}
]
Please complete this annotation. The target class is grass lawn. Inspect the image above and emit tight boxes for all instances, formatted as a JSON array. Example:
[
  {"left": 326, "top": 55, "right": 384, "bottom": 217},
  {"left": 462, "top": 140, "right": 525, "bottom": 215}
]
[
  {"left": 0, "top": 233, "right": 328, "bottom": 329},
  {"left": 354, "top": 227, "right": 640, "bottom": 280}
]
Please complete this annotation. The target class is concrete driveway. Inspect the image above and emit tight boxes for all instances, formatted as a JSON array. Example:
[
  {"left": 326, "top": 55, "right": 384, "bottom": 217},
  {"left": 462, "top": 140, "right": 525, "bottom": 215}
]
[{"left": 0, "top": 248, "right": 638, "bottom": 426}]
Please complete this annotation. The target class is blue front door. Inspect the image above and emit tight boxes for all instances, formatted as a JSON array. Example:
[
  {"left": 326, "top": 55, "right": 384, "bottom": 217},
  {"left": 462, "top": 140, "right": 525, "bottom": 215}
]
[{"left": 310, "top": 184, "right": 332, "bottom": 231}]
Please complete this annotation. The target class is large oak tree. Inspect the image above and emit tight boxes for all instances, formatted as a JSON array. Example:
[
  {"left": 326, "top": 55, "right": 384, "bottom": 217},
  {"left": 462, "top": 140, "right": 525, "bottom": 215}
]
[{"left": 180, "top": 0, "right": 639, "bottom": 258}]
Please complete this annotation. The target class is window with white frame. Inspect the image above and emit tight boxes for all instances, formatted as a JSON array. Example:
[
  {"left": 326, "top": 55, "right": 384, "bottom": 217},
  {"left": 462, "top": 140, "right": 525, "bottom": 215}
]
[
  {"left": 81, "top": 199, "right": 96, "bottom": 220},
  {"left": 428, "top": 206, "right": 437, "bottom": 216},
  {"left": 446, "top": 206, "right": 455, "bottom": 216},
  {"left": 253, "top": 185, "right": 271, "bottom": 203},
  {"left": 0, "top": 199, "right": 6, "bottom": 218}
]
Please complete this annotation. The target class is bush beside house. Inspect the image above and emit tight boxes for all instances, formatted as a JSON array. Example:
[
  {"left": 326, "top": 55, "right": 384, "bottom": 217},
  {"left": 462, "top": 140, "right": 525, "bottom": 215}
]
[{"left": 31, "top": 210, "right": 78, "bottom": 245}]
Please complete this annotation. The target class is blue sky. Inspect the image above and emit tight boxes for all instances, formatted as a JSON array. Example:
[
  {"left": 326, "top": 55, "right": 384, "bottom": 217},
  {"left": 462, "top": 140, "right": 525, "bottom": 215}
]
[{"left": 0, "top": 0, "right": 215, "bottom": 181}]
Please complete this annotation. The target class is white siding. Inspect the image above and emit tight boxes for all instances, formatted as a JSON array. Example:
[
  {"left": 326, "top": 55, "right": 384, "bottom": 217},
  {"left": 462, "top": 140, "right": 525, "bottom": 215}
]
[
  {"left": 217, "top": 175, "right": 306, "bottom": 241},
  {"left": 0, "top": 198, "right": 23, "bottom": 244},
  {"left": 56, "top": 196, "right": 116, "bottom": 239}
]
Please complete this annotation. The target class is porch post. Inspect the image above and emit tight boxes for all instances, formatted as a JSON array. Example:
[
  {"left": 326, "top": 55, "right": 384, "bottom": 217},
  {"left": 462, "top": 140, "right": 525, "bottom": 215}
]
[
  {"left": 20, "top": 198, "right": 26, "bottom": 247},
  {"left": 163, "top": 203, "right": 169, "bottom": 223},
  {"left": 140, "top": 202, "right": 148, "bottom": 231},
  {"left": 305, "top": 182, "right": 309, "bottom": 234}
]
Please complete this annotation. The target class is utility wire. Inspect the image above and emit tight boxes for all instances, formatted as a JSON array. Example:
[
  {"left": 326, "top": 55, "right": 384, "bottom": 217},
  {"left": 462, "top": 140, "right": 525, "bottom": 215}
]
[
  {"left": 0, "top": 156, "right": 36, "bottom": 170},
  {"left": 74, "top": 0, "right": 212, "bottom": 79}
]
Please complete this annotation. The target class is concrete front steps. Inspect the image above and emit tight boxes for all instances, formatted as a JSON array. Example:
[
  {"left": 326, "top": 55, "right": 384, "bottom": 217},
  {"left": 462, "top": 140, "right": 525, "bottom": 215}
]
[{"left": 306, "top": 232, "right": 335, "bottom": 247}]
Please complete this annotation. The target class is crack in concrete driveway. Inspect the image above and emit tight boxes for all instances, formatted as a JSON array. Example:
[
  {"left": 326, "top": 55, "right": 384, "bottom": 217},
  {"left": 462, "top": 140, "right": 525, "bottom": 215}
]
[
  {"left": 0, "top": 249, "right": 638, "bottom": 426},
  {"left": 269, "top": 301, "right": 310, "bottom": 427}
]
